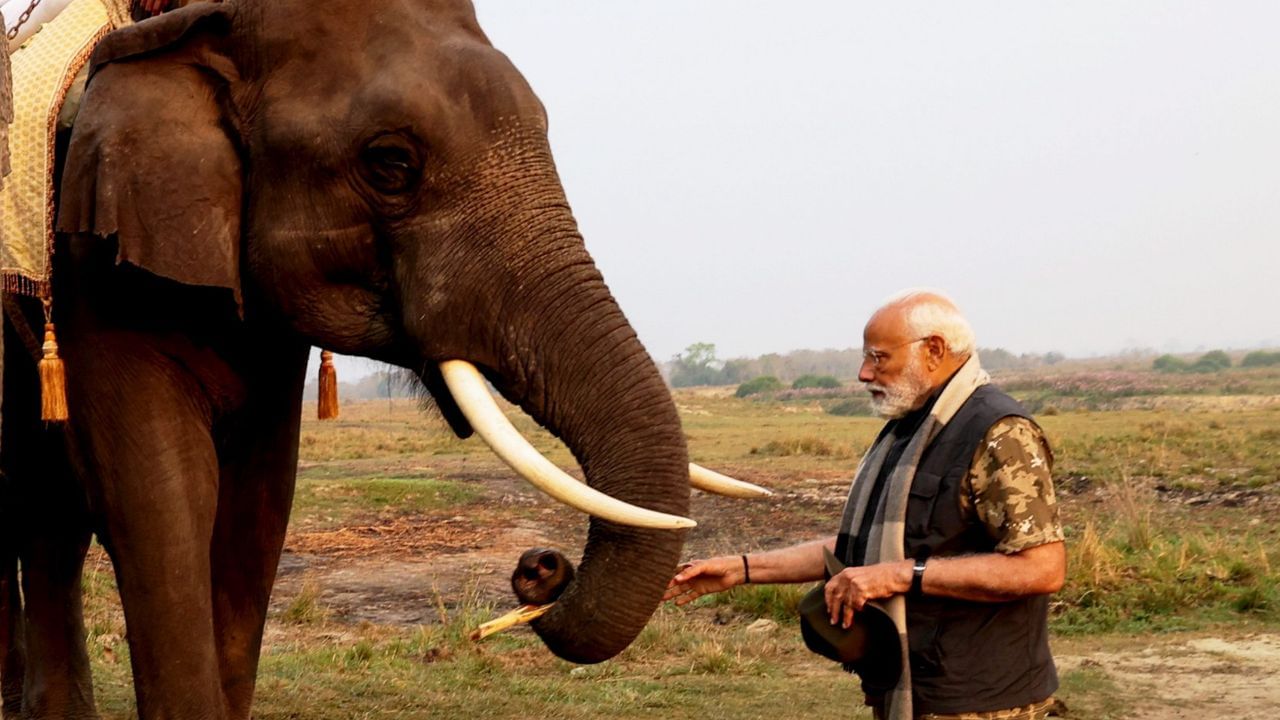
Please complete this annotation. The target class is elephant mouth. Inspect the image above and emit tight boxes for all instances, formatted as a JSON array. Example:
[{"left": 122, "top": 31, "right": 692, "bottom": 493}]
[
  {"left": 417, "top": 359, "right": 772, "bottom": 530},
  {"left": 417, "top": 362, "right": 476, "bottom": 439}
]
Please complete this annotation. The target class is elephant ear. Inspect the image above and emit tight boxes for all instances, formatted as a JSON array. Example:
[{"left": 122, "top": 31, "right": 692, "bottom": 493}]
[{"left": 56, "top": 3, "right": 244, "bottom": 307}]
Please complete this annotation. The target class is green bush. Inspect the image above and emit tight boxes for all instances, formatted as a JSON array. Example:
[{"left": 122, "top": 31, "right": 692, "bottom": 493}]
[
  {"left": 1154, "top": 350, "right": 1236, "bottom": 374},
  {"left": 1188, "top": 350, "right": 1231, "bottom": 373},
  {"left": 1242, "top": 350, "right": 1280, "bottom": 368},
  {"left": 791, "top": 374, "right": 841, "bottom": 390},
  {"left": 735, "top": 376, "right": 783, "bottom": 398}
]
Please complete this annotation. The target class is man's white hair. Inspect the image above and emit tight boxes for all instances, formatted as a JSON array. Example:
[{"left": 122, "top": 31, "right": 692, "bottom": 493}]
[{"left": 878, "top": 288, "right": 977, "bottom": 356}]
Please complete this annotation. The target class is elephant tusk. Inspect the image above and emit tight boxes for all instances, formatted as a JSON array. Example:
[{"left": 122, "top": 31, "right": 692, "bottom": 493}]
[
  {"left": 688, "top": 463, "right": 773, "bottom": 498},
  {"left": 439, "top": 360, "right": 696, "bottom": 530}
]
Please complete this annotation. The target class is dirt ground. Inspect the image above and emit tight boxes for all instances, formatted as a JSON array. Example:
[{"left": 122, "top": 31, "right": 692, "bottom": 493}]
[
  {"left": 275, "top": 455, "right": 856, "bottom": 615},
  {"left": 1056, "top": 634, "right": 1280, "bottom": 718},
  {"left": 271, "top": 456, "right": 1280, "bottom": 717}
]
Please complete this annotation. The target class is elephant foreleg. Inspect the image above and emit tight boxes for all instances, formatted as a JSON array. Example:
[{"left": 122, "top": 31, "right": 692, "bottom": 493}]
[
  {"left": 69, "top": 352, "right": 229, "bottom": 720},
  {"left": 209, "top": 341, "right": 307, "bottom": 720}
]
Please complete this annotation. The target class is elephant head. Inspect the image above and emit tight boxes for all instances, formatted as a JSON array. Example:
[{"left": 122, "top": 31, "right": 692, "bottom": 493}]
[{"left": 55, "top": 0, "right": 696, "bottom": 663}]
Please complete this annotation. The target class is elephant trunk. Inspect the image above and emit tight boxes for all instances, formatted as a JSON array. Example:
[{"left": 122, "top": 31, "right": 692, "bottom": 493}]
[
  {"left": 403, "top": 133, "right": 689, "bottom": 662},
  {"left": 494, "top": 260, "right": 689, "bottom": 663}
]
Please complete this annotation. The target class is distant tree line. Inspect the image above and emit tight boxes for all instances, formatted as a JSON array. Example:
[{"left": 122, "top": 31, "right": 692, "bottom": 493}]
[
  {"left": 666, "top": 342, "right": 1067, "bottom": 388},
  {"left": 1153, "top": 349, "right": 1280, "bottom": 373}
]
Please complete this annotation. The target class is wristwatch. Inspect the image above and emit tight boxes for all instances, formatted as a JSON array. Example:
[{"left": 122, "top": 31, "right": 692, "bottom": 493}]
[{"left": 910, "top": 559, "right": 927, "bottom": 597}]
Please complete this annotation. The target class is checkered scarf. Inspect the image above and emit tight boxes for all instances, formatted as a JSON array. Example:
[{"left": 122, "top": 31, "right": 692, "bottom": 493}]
[{"left": 837, "top": 354, "right": 989, "bottom": 720}]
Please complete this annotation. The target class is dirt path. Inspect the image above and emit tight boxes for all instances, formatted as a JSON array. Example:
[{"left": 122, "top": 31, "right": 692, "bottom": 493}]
[
  {"left": 273, "top": 459, "right": 850, "bottom": 621},
  {"left": 274, "top": 516, "right": 562, "bottom": 624},
  {"left": 1056, "top": 633, "right": 1280, "bottom": 717}
]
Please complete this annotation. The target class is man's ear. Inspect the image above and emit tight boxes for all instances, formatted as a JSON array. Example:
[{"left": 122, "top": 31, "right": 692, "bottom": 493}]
[
  {"left": 923, "top": 335, "right": 948, "bottom": 370},
  {"left": 56, "top": 3, "right": 244, "bottom": 307}
]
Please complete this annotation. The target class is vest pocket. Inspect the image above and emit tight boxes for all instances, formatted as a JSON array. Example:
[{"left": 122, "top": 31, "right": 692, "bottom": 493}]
[{"left": 906, "top": 471, "right": 943, "bottom": 537}]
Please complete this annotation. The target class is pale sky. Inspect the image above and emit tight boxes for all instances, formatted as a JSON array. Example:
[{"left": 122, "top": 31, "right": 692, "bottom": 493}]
[{"left": 326, "top": 2, "right": 1280, "bottom": 379}]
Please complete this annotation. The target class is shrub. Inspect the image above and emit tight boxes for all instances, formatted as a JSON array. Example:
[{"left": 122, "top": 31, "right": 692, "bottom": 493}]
[
  {"left": 1188, "top": 350, "right": 1231, "bottom": 373},
  {"left": 1242, "top": 350, "right": 1280, "bottom": 368},
  {"left": 1154, "top": 351, "right": 1231, "bottom": 374},
  {"left": 278, "top": 579, "right": 330, "bottom": 625},
  {"left": 735, "top": 376, "right": 783, "bottom": 398},
  {"left": 791, "top": 374, "right": 842, "bottom": 390}
]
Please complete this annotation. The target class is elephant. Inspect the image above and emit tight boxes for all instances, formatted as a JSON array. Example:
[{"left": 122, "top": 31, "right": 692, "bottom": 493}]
[{"left": 0, "top": 0, "right": 766, "bottom": 717}]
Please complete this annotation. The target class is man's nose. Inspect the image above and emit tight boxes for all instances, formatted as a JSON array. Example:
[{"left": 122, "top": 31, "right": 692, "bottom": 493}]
[{"left": 858, "top": 361, "right": 876, "bottom": 383}]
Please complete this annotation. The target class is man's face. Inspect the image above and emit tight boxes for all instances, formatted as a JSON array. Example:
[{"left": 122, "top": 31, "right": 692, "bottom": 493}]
[
  {"left": 859, "top": 311, "right": 933, "bottom": 419},
  {"left": 865, "top": 350, "right": 931, "bottom": 419}
]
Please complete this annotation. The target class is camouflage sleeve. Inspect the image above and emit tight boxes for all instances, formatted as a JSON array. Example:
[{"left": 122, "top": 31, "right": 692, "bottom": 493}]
[{"left": 960, "top": 416, "right": 1064, "bottom": 554}]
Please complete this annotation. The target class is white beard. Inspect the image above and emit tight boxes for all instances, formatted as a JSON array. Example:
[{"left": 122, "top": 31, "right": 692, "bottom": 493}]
[{"left": 866, "top": 352, "right": 932, "bottom": 420}]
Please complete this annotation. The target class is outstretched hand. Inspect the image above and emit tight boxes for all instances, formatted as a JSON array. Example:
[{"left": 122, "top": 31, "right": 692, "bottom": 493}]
[{"left": 662, "top": 556, "right": 746, "bottom": 606}]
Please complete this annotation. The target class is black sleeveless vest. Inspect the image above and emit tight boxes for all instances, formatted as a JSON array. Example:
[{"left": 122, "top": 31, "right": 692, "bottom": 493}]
[{"left": 873, "top": 385, "right": 1058, "bottom": 714}]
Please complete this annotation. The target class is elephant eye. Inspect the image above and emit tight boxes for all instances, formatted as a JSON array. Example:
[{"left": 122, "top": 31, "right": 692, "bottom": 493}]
[{"left": 360, "top": 133, "right": 423, "bottom": 195}]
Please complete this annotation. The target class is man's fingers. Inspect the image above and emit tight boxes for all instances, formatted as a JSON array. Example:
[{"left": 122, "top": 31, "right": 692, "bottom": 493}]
[
  {"left": 664, "top": 580, "right": 706, "bottom": 606},
  {"left": 841, "top": 603, "right": 855, "bottom": 629},
  {"left": 670, "top": 585, "right": 701, "bottom": 606},
  {"left": 671, "top": 562, "right": 703, "bottom": 585},
  {"left": 827, "top": 587, "right": 844, "bottom": 625}
]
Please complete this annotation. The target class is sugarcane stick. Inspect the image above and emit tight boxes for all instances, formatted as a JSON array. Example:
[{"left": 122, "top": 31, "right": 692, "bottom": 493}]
[{"left": 470, "top": 603, "right": 553, "bottom": 641}]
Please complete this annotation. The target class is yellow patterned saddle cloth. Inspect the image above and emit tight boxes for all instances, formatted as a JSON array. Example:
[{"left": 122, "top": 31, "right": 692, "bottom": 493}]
[{"left": 0, "top": 0, "right": 129, "bottom": 298}]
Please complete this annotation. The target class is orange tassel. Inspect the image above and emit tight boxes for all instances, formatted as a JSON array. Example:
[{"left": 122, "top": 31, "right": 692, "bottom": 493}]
[
  {"left": 40, "top": 322, "right": 69, "bottom": 422},
  {"left": 318, "top": 349, "right": 339, "bottom": 420}
]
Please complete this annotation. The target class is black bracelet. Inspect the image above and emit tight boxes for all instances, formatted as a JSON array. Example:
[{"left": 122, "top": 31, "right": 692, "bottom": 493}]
[{"left": 741, "top": 554, "right": 751, "bottom": 584}]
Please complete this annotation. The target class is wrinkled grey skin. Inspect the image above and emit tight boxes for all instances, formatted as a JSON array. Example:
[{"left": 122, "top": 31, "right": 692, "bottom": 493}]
[{"left": 0, "top": 1, "right": 689, "bottom": 717}]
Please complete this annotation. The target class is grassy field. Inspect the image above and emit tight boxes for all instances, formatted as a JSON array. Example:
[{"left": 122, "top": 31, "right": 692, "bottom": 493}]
[{"left": 73, "top": 370, "right": 1280, "bottom": 719}]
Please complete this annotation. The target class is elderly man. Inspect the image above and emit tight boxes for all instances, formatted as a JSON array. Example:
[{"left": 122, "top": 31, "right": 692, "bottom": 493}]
[{"left": 665, "top": 290, "right": 1065, "bottom": 720}]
